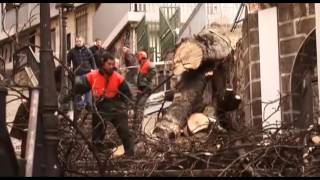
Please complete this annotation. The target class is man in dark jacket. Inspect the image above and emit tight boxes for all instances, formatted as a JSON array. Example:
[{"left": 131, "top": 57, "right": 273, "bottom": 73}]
[
  {"left": 122, "top": 46, "right": 138, "bottom": 86},
  {"left": 67, "top": 36, "right": 96, "bottom": 110},
  {"left": 90, "top": 38, "right": 105, "bottom": 69},
  {"left": 74, "top": 52, "right": 134, "bottom": 156}
]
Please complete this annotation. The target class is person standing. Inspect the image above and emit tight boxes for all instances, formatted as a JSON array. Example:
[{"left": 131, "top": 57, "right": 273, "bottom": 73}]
[
  {"left": 90, "top": 38, "right": 106, "bottom": 69},
  {"left": 67, "top": 36, "right": 96, "bottom": 110},
  {"left": 73, "top": 52, "right": 135, "bottom": 156},
  {"left": 122, "top": 46, "right": 138, "bottom": 86}
]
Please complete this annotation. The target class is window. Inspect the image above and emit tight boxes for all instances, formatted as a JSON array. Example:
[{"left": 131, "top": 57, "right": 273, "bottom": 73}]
[
  {"left": 67, "top": 33, "right": 71, "bottom": 51},
  {"left": 51, "top": 29, "right": 56, "bottom": 52},
  {"left": 75, "top": 8, "right": 88, "bottom": 44}
]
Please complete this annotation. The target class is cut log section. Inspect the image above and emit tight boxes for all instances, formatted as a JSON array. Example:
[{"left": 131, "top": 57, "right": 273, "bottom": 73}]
[
  {"left": 311, "top": 135, "right": 320, "bottom": 145},
  {"left": 173, "top": 28, "right": 232, "bottom": 75},
  {"left": 174, "top": 40, "right": 203, "bottom": 74},
  {"left": 187, "top": 113, "right": 210, "bottom": 135},
  {"left": 111, "top": 145, "right": 125, "bottom": 158}
]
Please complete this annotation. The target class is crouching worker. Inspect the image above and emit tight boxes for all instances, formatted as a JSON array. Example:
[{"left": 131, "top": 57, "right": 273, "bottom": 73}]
[{"left": 74, "top": 52, "right": 135, "bottom": 156}]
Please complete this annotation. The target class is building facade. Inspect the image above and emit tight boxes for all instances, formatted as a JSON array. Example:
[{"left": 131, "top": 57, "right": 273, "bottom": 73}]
[
  {"left": 0, "top": 3, "right": 98, "bottom": 74},
  {"left": 98, "top": 3, "right": 240, "bottom": 91},
  {"left": 231, "top": 3, "right": 318, "bottom": 129}
]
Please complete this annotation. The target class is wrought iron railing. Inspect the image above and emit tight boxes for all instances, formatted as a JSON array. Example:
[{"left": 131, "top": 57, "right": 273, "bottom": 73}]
[
  {"left": 135, "top": 16, "right": 150, "bottom": 56},
  {"left": 159, "top": 7, "right": 180, "bottom": 59}
]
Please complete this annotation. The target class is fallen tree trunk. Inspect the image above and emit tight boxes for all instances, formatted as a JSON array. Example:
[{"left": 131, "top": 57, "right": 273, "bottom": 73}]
[
  {"left": 154, "top": 28, "right": 239, "bottom": 142},
  {"left": 155, "top": 60, "right": 241, "bottom": 141},
  {"left": 156, "top": 69, "right": 208, "bottom": 140},
  {"left": 174, "top": 28, "right": 232, "bottom": 75}
]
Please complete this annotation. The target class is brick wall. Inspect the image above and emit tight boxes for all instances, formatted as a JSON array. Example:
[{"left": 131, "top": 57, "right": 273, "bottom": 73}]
[
  {"left": 232, "top": 12, "right": 261, "bottom": 129},
  {"left": 277, "top": 3, "right": 316, "bottom": 126},
  {"left": 232, "top": 3, "right": 317, "bottom": 129}
]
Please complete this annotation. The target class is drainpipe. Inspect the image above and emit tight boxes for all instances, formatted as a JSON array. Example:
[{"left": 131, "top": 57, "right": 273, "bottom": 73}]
[
  {"left": 25, "top": 88, "right": 40, "bottom": 177},
  {"left": 56, "top": 3, "right": 74, "bottom": 112},
  {"left": 14, "top": 4, "right": 19, "bottom": 46}
]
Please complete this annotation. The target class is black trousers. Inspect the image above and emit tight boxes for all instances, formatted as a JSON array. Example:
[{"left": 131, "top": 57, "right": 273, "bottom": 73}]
[{"left": 92, "top": 101, "right": 134, "bottom": 155}]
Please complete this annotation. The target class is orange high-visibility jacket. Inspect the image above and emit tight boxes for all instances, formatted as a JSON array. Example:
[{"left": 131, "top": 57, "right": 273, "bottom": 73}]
[
  {"left": 139, "top": 60, "right": 150, "bottom": 75},
  {"left": 86, "top": 70, "right": 124, "bottom": 98},
  {"left": 137, "top": 60, "right": 156, "bottom": 88}
]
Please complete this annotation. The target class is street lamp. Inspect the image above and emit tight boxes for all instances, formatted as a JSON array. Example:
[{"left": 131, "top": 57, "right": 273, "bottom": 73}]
[
  {"left": 12, "top": 3, "right": 21, "bottom": 78},
  {"left": 36, "top": 3, "right": 60, "bottom": 176},
  {"left": 55, "top": 3, "right": 74, "bottom": 111},
  {"left": 13, "top": 3, "right": 21, "bottom": 45}
]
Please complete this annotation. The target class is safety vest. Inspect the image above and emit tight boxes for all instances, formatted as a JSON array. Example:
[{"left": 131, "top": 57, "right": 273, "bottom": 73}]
[
  {"left": 86, "top": 70, "right": 124, "bottom": 98},
  {"left": 139, "top": 60, "right": 151, "bottom": 76}
]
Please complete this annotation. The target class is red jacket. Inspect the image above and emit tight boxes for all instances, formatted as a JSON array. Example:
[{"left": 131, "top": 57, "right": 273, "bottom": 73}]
[{"left": 86, "top": 70, "right": 124, "bottom": 98}]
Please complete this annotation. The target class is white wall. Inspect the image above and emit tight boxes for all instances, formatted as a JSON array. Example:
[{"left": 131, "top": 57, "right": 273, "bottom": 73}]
[
  {"left": 177, "top": 3, "right": 241, "bottom": 43},
  {"left": 258, "top": 7, "right": 282, "bottom": 130},
  {"left": 93, "top": 3, "right": 130, "bottom": 44},
  {"left": 177, "top": 4, "right": 207, "bottom": 43},
  {"left": 207, "top": 3, "right": 241, "bottom": 25}
]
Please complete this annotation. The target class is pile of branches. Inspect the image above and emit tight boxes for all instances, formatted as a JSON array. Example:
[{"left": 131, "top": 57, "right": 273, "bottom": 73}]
[{"left": 56, "top": 109, "right": 320, "bottom": 177}]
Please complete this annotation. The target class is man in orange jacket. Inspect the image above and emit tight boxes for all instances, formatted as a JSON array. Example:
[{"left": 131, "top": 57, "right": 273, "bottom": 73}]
[
  {"left": 134, "top": 50, "right": 156, "bottom": 131},
  {"left": 74, "top": 52, "right": 134, "bottom": 156}
]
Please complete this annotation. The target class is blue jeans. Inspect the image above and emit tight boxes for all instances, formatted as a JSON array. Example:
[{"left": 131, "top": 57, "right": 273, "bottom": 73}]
[{"left": 75, "top": 91, "right": 92, "bottom": 109}]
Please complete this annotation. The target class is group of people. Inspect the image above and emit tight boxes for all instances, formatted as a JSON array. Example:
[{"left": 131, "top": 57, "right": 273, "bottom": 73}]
[
  {"left": 10, "top": 35, "right": 156, "bottom": 158},
  {"left": 67, "top": 36, "right": 157, "bottom": 157}
]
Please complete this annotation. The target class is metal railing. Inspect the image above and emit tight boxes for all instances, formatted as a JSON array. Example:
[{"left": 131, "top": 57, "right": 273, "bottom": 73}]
[
  {"left": 159, "top": 7, "right": 180, "bottom": 59},
  {"left": 13, "top": 45, "right": 40, "bottom": 80},
  {"left": 130, "top": 3, "right": 197, "bottom": 62},
  {"left": 135, "top": 16, "right": 149, "bottom": 54}
]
